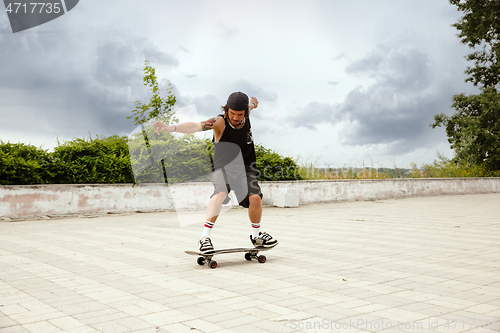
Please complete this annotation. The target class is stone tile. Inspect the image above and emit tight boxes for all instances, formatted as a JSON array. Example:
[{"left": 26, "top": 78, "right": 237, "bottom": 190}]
[
  {"left": 0, "top": 194, "right": 499, "bottom": 333},
  {"left": 0, "top": 314, "right": 20, "bottom": 328},
  {"left": 88, "top": 321, "right": 129, "bottom": 333},
  {"left": 118, "top": 316, "right": 155, "bottom": 331},
  {"left": 215, "top": 314, "right": 261, "bottom": 329},
  {"left": 48, "top": 316, "right": 86, "bottom": 330},
  {"left": 22, "top": 321, "right": 62, "bottom": 333},
  {"left": 182, "top": 319, "right": 225, "bottom": 333},
  {"left": 0, "top": 326, "right": 31, "bottom": 333}
]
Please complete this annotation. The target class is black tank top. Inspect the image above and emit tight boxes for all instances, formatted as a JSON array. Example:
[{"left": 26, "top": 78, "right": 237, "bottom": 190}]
[{"left": 212, "top": 116, "right": 257, "bottom": 170}]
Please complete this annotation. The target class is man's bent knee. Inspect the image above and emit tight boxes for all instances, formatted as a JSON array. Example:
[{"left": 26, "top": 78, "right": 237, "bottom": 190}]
[
  {"left": 213, "top": 191, "right": 228, "bottom": 201},
  {"left": 248, "top": 194, "right": 262, "bottom": 206}
]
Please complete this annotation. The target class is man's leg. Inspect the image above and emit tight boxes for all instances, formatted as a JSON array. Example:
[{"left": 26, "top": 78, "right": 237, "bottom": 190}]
[
  {"left": 248, "top": 194, "right": 262, "bottom": 223},
  {"left": 201, "top": 192, "right": 226, "bottom": 237},
  {"left": 206, "top": 191, "right": 227, "bottom": 223},
  {"left": 248, "top": 194, "right": 262, "bottom": 238},
  {"left": 200, "top": 169, "right": 228, "bottom": 253},
  {"left": 246, "top": 183, "right": 278, "bottom": 248}
]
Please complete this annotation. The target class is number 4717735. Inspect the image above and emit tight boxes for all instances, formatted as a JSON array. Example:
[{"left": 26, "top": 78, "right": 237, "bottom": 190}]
[{"left": 5, "top": 3, "right": 62, "bottom": 14}]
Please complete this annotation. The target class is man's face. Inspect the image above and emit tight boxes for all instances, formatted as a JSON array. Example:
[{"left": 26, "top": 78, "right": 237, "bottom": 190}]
[{"left": 228, "top": 109, "right": 245, "bottom": 127}]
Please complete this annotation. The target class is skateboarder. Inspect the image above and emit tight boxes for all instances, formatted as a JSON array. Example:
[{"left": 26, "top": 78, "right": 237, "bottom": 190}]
[{"left": 153, "top": 92, "right": 278, "bottom": 254}]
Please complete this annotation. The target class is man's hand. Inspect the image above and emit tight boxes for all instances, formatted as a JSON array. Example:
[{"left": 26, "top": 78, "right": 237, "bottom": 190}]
[
  {"left": 153, "top": 121, "right": 175, "bottom": 135},
  {"left": 250, "top": 97, "right": 259, "bottom": 110}
]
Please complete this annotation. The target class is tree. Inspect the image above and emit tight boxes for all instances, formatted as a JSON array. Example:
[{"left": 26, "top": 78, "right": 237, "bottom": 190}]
[
  {"left": 128, "top": 60, "right": 177, "bottom": 126},
  {"left": 433, "top": 88, "right": 500, "bottom": 170},
  {"left": 127, "top": 61, "right": 212, "bottom": 184},
  {"left": 432, "top": 0, "right": 500, "bottom": 171},
  {"left": 449, "top": 0, "right": 500, "bottom": 88}
]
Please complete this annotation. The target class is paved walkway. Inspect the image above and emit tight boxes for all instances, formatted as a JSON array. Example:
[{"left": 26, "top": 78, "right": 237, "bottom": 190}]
[{"left": 1, "top": 194, "right": 500, "bottom": 333}]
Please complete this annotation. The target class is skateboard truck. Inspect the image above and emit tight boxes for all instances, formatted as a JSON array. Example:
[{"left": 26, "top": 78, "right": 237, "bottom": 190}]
[
  {"left": 244, "top": 250, "right": 267, "bottom": 263},
  {"left": 186, "top": 246, "right": 272, "bottom": 269},
  {"left": 196, "top": 255, "right": 218, "bottom": 269}
]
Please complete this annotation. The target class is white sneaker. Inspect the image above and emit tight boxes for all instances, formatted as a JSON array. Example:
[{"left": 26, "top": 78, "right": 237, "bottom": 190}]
[
  {"left": 199, "top": 236, "right": 215, "bottom": 254},
  {"left": 250, "top": 232, "right": 278, "bottom": 248}
]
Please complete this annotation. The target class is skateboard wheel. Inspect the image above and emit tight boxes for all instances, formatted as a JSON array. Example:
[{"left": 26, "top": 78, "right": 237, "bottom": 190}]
[
  {"left": 210, "top": 260, "right": 218, "bottom": 269},
  {"left": 258, "top": 255, "right": 266, "bottom": 263},
  {"left": 197, "top": 257, "right": 205, "bottom": 266},
  {"left": 244, "top": 253, "right": 252, "bottom": 261}
]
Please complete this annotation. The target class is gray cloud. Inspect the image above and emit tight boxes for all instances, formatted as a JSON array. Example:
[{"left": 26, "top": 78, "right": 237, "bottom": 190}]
[
  {"left": 333, "top": 52, "right": 347, "bottom": 61},
  {"left": 345, "top": 43, "right": 432, "bottom": 93},
  {"left": 289, "top": 102, "right": 339, "bottom": 130},
  {"left": 289, "top": 36, "right": 454, "bottom": 155},
  {"left": 338, "top": 87, "right": 446, "bottom": 148},
  {"left": 216, "top": 21, "right": 240, "bottom": 40},
  {"left": 177, "top": 45, "right": 192, "bottom": 54},
  {"left": 230, "top": 80, "right": 278, "bottom": 103},
  {"left": 0, "top": 18, "right": 179, "bottom": 141},
  {"left": 338, "top": 41, "right": 439, "bottom": 151},
  {"left": 91, "top": 31, "right": 178, "bottom": 87},
  {"left": 174, "top": 89, "right": 222, "bottom": 119}
]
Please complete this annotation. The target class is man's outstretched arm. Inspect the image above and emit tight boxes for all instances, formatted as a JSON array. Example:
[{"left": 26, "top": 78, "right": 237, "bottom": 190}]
[{"left": 153, "top": 116, "right": 222, "bottom": 135}]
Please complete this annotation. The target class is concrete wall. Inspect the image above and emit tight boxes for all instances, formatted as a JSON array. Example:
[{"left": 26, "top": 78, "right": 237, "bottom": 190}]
[
  {"left": 1, "top": 178, "right": 499, "bottom": 218},
  {"left": 261, "top": 178, "right": 500, "bottom": 205}
]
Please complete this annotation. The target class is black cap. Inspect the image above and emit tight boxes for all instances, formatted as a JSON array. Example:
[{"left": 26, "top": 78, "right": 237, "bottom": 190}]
[{"left": 227, "top": 92, "right": 249, "bottom": 111}]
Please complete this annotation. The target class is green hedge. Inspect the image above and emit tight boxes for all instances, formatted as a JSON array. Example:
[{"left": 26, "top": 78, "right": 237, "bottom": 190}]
[
  {"left": 255, "top": 144, "right": 302, "bottom": 181},
  {"left": 0, "top": 136, "right": 134, "bottom": 185},
  {"left": 0, "top": 142, "right": 53, "bottom": 185},
  {"left": 1, "top": 135, "right": 301, "bottom": 185},
  {"left": 52, "top": 136, "right": 134, "bottom": 184}
]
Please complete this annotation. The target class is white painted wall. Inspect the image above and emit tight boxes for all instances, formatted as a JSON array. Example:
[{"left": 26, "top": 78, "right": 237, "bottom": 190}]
[{"left": 1, "top": 178, "right": 499, "bottom": 218}]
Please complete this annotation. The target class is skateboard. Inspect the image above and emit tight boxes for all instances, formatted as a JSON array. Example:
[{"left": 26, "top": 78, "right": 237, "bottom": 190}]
[{"left": 185, "top": 246, "right": 273, "bottom": 269}]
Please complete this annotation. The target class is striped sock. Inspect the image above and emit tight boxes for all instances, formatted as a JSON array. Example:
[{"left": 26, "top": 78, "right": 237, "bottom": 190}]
[
  {"left": 202, "top": 221, "right": 214, "bottom": 238},
  {"left": 251, "top": 222, "right": 261, "bottom": 239}
]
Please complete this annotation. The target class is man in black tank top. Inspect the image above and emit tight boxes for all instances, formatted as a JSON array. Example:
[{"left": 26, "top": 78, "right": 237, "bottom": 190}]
[{"left": 153, "top": 92, "right": 278, "bottom": 254}]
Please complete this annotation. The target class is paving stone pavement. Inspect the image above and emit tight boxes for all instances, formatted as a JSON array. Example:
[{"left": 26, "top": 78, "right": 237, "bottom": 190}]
[{"left": 1, "top": 193, "right": 500, "bottom": 333}]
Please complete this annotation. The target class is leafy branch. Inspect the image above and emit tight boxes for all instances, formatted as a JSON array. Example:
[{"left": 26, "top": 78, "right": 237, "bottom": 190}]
[{"left": 127, "top": 60, "right": 177, "bottom": 126}]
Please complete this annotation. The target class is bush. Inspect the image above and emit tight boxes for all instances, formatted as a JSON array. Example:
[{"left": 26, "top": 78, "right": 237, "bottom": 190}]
[
  {"left": 51, "top": 135, "right": 134, "bottom": 184},
  {"left": 1, "top": 136, "right": 303, "bottom": 185},
  {"left": 0, "top": 142, "right": 53, "bottom": 185},
  {"left": 254, "top": 144, "right": 302, "bottom": 181}
]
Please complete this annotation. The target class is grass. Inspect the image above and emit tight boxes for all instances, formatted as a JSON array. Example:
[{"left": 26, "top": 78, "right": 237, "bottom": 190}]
[
  {"left": 297, "top": 156, "right": 500, "bottom": 180},
  {"left": 412, "top": 159, "right": 500, "bottom": 178}
]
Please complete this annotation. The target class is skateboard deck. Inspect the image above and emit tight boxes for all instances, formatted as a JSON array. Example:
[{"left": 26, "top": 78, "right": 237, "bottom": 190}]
[{"left": 185, "top": 246, "right": 274, "bottom": 269}]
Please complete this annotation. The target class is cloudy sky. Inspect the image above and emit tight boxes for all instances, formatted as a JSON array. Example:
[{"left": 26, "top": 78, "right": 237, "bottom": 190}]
[{"left": 0, "top": 0, "right": 478, "bottom": 169}]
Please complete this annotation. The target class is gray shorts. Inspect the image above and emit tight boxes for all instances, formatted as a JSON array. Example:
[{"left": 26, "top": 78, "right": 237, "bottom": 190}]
[{"left": 210, "top": 166, "right": 262, "bottom": 208}]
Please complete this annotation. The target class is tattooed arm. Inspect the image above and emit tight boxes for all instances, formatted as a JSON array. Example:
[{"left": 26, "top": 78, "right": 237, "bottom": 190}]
[{"left": 200, "top": 117, "right": 220, "bottom": 131}]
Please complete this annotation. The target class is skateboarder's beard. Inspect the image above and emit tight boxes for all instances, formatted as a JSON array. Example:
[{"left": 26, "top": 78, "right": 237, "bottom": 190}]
[{"left": 229, "top": 119, "right": 243, "bottom": 127}]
